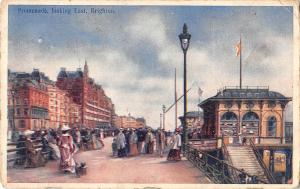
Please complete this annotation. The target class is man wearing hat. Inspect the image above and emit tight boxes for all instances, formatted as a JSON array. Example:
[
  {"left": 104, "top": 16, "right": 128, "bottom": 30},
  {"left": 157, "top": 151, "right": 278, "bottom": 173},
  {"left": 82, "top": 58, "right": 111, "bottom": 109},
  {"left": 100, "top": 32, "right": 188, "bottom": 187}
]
[
  {"left": 167, "top": 128, "right": 182, "bottom": 161},
  {"left": 57, "top": 125, "right": 76, "bottom": 174},
  {"left": 23, "top": 130, "right": 47, "bottom": 168},
  {"left": 116, "top": 128, "right": 126, "bottom": 157},
  {"left": 145, "top": 128, "right": 154, "bottom": 154}
]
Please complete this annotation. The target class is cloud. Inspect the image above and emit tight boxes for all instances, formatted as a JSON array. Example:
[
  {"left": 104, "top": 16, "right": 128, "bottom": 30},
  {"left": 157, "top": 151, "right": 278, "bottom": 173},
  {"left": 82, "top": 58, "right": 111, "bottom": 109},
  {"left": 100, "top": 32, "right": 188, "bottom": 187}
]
[{"left": 8, "top": 6, "right": 294, "bottom": 130}]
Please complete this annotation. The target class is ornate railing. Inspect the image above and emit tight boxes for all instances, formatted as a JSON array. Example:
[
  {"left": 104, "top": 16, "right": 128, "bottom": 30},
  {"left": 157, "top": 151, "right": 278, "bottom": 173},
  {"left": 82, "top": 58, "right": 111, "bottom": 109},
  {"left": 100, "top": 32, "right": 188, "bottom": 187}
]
[
  {"left": 218, "top": 86, "right": 269, "bottom": 92},
  {"left": 249, "top": 139, "right": 277, "bottom": 184},
  {"left": 185, "top": 144, "right": 268, "bottom": 184}
]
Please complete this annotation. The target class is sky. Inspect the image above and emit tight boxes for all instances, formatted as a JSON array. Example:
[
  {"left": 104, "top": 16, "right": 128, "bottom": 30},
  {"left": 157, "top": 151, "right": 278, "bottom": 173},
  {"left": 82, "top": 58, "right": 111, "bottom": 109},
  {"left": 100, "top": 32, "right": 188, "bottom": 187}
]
[{"left": 8, "top": 5, "right": 294, "bottom": 130}]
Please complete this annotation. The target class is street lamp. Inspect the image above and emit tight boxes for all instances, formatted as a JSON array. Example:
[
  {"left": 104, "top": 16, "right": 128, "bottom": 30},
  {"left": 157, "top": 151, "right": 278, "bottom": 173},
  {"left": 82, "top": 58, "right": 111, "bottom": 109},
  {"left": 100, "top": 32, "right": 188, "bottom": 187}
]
[
  {"left": 162, "top": 105, "right": 166, "bottom": 130},
  {"left": 179, "top": 23, "right": 191, "bottom": 154}
]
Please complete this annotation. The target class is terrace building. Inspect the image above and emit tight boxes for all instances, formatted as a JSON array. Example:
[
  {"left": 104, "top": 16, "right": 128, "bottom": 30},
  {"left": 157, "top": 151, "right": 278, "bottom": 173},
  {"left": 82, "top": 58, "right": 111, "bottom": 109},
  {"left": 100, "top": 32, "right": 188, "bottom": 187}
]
[
  {"left": 8, "top": 69, "right": 50, "bottom": 131},
  {"left": 56, "top": 62, "right": 115, "bottom": 128}
]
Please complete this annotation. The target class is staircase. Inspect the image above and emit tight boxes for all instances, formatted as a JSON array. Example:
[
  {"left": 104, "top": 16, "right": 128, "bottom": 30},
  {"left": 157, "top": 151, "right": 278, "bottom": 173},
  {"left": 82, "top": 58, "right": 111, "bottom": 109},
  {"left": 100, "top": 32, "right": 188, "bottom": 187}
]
[{"left": 226, "top": 145, "right": 269, "bottom": 183}]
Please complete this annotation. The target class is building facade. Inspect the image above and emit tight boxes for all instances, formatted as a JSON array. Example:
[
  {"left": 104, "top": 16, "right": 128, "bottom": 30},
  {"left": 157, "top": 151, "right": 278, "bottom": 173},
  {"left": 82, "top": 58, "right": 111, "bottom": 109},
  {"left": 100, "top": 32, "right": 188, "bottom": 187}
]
[
  {"left": 48, "top": 84, "right": 82, "bottom": 129},
  {"left": 56, "top": 62, "right": 115, "bottom": 128},
  {"left": 8, "top": 69, "right": 50, "bottom": 131},
  {"left": 199, "top": 87, "right": 292, "bottom": 144}
]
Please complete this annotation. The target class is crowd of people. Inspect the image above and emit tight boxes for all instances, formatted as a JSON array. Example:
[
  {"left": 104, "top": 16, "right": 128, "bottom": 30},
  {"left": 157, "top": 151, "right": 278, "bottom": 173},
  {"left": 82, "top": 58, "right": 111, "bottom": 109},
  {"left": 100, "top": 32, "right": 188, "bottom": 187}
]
[
  {"left": 14, "top": 125, "right": 107, "bottom": 175},
  {"left": 14, "top": 125, "right": 185, "bottom": 176},
  {"left": 111, "top": 127, "right": 182, "bottom": 161}
]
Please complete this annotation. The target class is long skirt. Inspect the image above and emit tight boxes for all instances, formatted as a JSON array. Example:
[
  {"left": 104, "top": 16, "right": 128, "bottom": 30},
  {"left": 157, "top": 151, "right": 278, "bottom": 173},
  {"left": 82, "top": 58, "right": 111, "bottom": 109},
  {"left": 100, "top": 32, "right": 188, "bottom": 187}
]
[
  {"left": 148, "top": 142, "right": 154, "bottom": 154},
  {"left": 167, "top": 149, "right": 181, "bottom": 161},
  {"left": 118, "top": 148, "right": 126, "bottom": 157},
  {"left": 130, "top": 144, "right": 139, "bottom": 156},
  {"left": 59, "top": 147, "right": 76, "bottom": 173},
  {"left": 92, "top": 138, "right": 102, "bottom": 150}
]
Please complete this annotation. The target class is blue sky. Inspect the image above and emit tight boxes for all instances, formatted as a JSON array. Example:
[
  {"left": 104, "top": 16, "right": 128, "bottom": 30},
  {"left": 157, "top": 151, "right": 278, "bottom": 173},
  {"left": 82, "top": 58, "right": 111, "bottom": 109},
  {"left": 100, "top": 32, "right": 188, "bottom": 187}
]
[{"left": 8, "top": 5, "right": 294, "bottom": 129}]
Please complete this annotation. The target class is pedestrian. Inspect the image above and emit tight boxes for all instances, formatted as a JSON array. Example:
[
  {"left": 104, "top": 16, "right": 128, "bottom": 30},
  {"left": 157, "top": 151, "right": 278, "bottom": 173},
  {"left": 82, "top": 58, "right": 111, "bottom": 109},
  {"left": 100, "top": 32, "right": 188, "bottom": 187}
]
[
  {"left": 242, "top": 137, "right": 247, "bottom": 145},
  {"left": 156, "top": 128, "right": 166, "bottom": 157},
  {"left": 124, "top": 128, "right": 131, "bottom": 156},
  {"left": 129, "top": 128, "right": 139, "bottom": 156},
  {"left": 47, "top": 129, "right": 60, "bottom": 159},
  {"left": 116, "top": 128, "right": 126, "bottom": 158},
  {"left": 137, "top": 128, "right": 145, "bottom": 154},
  {"left": 145, "top": 128, "right": 154, "bottom": 154},
  {"left": 239, "top": 169, "right": 247, "bottom": 184},
  {"left": 74, "top": 127, "right": 81, "bottom": 150},
  {"left": 167, "top": 128, "right": 182, "bottom": 161},
  {"left": 112, "top": 137, "right": 118, "bottom": 157},
  {"left": 91, "top": 130, "right": 101, "bottom": 150},
  {"left": 23, "top": 130, "right": 47, "bottom": 168},
  {"left": 57, "top": 125, "right": 76, "bottom": 174}
]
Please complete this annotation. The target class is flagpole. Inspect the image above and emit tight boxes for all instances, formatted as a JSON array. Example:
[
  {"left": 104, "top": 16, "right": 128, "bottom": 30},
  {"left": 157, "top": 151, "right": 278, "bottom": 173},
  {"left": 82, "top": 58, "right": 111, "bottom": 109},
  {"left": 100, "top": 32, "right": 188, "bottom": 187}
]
[
  {"left": 240, "top": 35, "right": 242, "bottom": 89},
  {"left": 175, "top": 68, "right": 178, "bottom": 129}
]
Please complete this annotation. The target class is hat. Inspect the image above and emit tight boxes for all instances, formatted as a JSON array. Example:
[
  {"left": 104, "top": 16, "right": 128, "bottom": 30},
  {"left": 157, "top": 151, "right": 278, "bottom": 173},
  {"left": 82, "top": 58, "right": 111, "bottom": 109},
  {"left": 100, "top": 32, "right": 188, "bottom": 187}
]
[
  {"left": 61, "top": 125, "right": 71, "bottom": 131},
  {"left": 23, "top": 130, "right": 34, "bottom": 136}
]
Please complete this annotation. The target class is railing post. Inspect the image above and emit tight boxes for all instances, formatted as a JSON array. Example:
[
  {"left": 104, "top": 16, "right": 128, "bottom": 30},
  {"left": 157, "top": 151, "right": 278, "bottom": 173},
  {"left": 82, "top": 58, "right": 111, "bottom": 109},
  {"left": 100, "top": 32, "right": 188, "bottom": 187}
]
[{"left": 222, "top": 160, "right": 225, "bottom": 183}]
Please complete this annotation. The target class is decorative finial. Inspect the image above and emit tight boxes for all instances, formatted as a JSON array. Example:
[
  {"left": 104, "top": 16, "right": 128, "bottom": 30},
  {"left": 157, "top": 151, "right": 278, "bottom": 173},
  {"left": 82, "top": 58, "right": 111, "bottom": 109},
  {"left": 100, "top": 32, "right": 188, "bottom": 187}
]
[{"left": 183, "top": 23, "right": 188, "bottom": 34}]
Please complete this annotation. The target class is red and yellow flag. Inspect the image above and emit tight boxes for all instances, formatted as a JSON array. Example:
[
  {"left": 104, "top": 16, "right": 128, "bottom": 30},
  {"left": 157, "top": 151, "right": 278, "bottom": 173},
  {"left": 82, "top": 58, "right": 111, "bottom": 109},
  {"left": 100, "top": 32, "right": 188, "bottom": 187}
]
[{"left": 235, "top": 39, "right": 241, "bottom": 57}]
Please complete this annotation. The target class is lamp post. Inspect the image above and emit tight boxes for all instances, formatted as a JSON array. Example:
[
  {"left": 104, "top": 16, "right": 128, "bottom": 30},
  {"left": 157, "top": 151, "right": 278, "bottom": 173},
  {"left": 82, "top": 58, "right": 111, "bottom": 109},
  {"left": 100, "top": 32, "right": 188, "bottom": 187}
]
[
  {"left": 162, "top": 105, "right": 166, "bottom": 130},
  {"left": 179, "top": 23, "right": 191, "bottom": 154},
  {"left": 160, "top": 113, "right": 162, "bottom": 129}
]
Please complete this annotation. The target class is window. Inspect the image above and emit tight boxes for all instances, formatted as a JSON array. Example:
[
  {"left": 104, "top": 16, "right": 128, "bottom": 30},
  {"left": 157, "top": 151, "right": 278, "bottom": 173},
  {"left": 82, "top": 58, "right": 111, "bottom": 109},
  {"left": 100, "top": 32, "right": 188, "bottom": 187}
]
[
  {"left": 268, "top": 117, "right": 277, "bottom": 137},
  {"left": 16, "top": 108, "right": 20, "bottom": 115},
  {"left": 221, "top": 112, "right": 238, "bottom": 121},
  {"left": 242, "top": 112, "right": 259, "bottom": 136},
  {"left": 19, "top": 120, "right": 26, "bottom": 128},
  {"left": 24, "top": 108, "right": 28, "bottom": 116}
]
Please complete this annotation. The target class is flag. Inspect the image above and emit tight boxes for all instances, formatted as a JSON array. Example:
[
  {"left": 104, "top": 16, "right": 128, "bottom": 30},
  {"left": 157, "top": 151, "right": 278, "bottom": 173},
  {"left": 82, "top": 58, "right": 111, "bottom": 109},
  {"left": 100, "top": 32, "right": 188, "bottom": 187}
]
[{"left": 235, "top": 39, "right": 241, "bottom": 57}]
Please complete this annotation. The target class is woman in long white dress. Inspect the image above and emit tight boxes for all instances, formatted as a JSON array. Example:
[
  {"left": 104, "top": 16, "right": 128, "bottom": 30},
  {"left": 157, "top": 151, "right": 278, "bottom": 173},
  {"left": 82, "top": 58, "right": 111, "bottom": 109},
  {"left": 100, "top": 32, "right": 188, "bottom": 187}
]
[{"left": 58, "top": 125, "right": 76, "bottom": 174}]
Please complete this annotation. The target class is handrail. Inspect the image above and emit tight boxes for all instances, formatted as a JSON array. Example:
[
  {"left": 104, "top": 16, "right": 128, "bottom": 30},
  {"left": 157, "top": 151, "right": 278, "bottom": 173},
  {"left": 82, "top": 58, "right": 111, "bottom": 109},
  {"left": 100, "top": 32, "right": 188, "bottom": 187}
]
[
  {"left": 249, "top": 139, "right": 277, "bottom": 184},
  {"left": 222, "top": 141, "right": 240, "bottom": 183},
  {"left": 185, "top": 144, "right": 268, "bottom": 184}
]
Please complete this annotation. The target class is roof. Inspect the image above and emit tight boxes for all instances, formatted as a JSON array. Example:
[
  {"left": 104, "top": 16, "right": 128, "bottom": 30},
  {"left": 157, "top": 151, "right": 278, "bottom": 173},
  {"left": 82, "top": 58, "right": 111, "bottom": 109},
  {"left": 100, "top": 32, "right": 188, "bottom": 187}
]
[
  {"left": 58, "top": 69, "right": 83, "bottom": 79},
  {"left": 200, "top": 86, "right": 292, "bottom": 107},
  {"left": 179, "top": 111, "right": 203, "bottom": 119}
]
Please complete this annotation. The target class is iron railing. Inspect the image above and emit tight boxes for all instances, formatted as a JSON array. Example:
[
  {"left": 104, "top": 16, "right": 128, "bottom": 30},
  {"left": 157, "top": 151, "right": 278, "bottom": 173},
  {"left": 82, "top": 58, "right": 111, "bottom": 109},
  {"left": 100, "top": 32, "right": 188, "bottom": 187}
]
[
  {"left": 185, "top": 144, "right": 268, "bottom": 184},
  {"left": 218, "top": 86, "right": 269, "bottom": 92},
  {"left": 249, "top": 139, "right": 277, "bottom": 184}
]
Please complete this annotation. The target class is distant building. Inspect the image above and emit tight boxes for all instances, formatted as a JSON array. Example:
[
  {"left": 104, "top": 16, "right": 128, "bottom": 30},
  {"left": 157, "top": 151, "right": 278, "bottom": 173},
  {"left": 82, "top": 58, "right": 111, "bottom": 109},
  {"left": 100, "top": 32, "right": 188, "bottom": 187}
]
[
  {"left": 199, "top": 86, "right": 292, "bottom": 144},
  {"left": 8, "top": 69, "right": 50, "bottom": 131},
  {"left": 56, "top": 61, "right": 115, "bottom": 128},
  {"left": 115, "top": 114, "right": 146, "bottom": 129}
]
